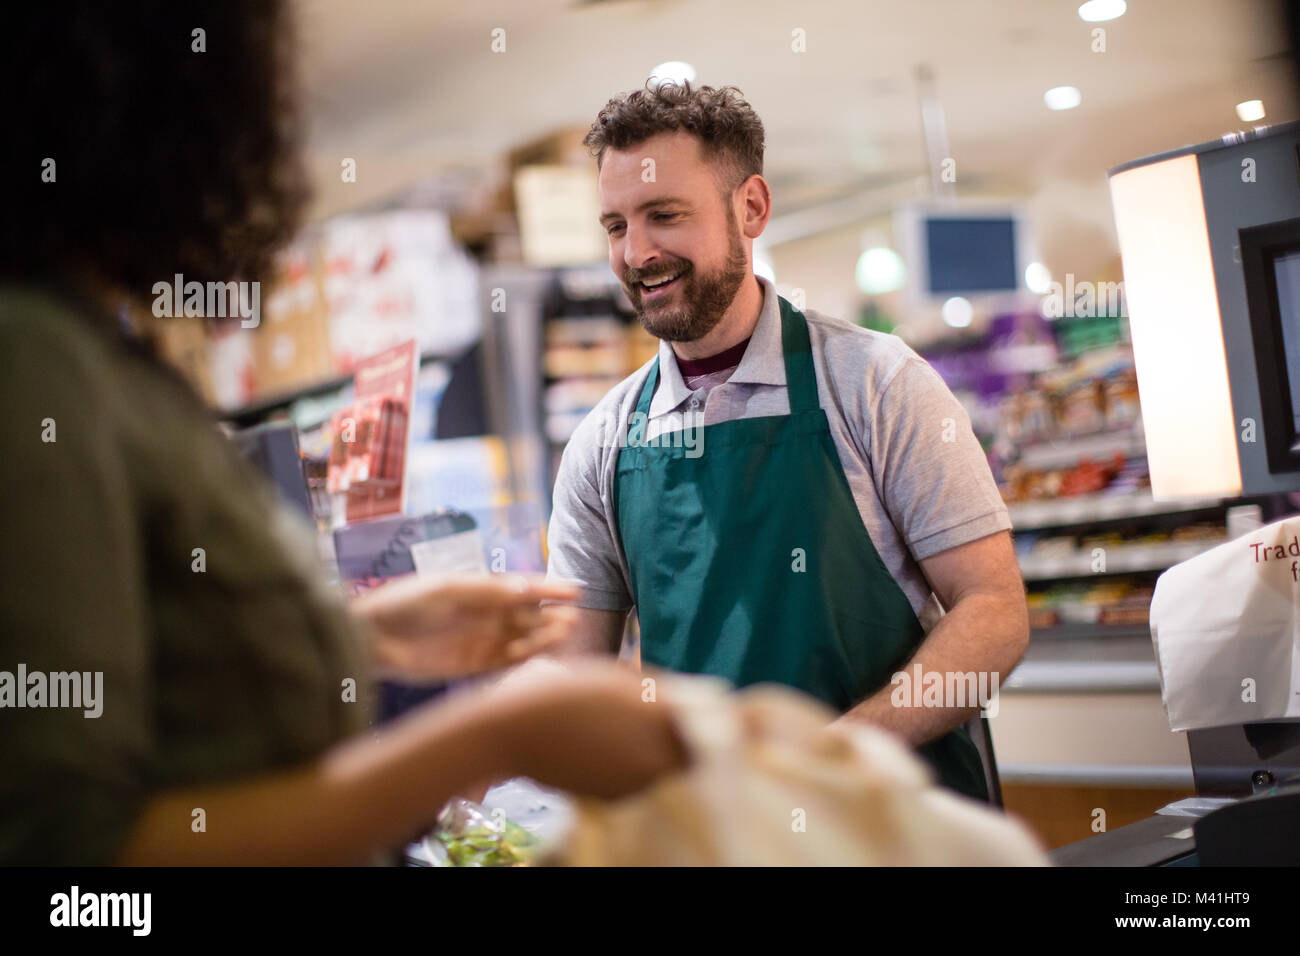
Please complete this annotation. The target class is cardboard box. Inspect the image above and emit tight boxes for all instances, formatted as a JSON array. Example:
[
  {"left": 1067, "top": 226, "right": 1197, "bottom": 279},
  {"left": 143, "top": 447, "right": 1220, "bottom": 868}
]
[
  {"left": 252, "top": 243, "right": 335, "bottom": 396},
  {"left": 506, "top": 126, "right": 592, "bottom": 174},
  {"left": 513, "top": 165, "right": 607, "bottom": 267}
]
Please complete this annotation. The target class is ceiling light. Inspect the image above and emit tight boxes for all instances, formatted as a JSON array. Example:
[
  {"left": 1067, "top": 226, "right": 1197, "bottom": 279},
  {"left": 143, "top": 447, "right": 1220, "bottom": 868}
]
[
  {"left": 855, "top": 247, "right": 906, "bottom": 295},
  {"left": 1235, "top": 100, "right": 1265, "bottom": 122},
  {"left": 648, "top": 61, "right": 696, "bottom": 87},
  {"left": 1078, "top": 0, "right": 1127, "bottom": 22},
  {"left": 1025, "top": 262, "right": 1052, "bottom": 294},
  {"left": 941, "top": 296, "right": 973, "bottom": 328},
  {"left": 1044, "top": 86, "right": 1082, "bottom": 111}
]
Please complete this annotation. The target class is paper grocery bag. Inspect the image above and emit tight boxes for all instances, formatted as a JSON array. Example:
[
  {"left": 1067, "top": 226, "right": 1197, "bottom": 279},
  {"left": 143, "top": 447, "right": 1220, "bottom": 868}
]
[
  {"left": 1150, "top": 517, "right": 1300, "bottom": 732},
  {"left": 562, "top": 677, "right": 1047, "bottom": 867}
]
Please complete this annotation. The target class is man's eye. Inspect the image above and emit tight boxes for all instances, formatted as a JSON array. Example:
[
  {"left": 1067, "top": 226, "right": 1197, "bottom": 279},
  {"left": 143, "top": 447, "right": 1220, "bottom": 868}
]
[
  {"left": 606, "top": 223, "right": 625, "bottom": 235},
  {"left": 653, "top": 212, "right": 676, "bottom": 221}
]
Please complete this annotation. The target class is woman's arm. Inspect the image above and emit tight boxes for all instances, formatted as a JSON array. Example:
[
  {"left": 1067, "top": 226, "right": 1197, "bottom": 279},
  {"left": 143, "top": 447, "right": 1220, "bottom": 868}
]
[{"left": 116, "top": 662, "right": 686, "bottom": 865}]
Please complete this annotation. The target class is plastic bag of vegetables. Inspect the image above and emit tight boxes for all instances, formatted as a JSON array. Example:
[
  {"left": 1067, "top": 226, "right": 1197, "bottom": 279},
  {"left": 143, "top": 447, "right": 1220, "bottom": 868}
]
[{"left": 421, "top": 798, "right": 542, "bottom": 867}]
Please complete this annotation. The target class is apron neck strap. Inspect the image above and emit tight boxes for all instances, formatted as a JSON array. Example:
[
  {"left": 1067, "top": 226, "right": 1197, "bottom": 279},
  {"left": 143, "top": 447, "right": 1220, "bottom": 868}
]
[
  {"left": 778, "top": 297, "right": 819, "bottom": 413},
  {"left": 633, "top": 358, "right": 659, "bottom": 420},
  {"left": 629, "top": 295, "right": 819, "bottom": 429}
]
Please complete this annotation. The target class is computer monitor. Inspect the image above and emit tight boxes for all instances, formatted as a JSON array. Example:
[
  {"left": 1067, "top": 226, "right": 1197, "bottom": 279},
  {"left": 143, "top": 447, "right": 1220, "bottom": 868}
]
[
  {"left": 895, "top": 200, "right": 1035, "bottom": 310},
  {"left": 231, "top": 421, "right": 314, "bottom": 519}
]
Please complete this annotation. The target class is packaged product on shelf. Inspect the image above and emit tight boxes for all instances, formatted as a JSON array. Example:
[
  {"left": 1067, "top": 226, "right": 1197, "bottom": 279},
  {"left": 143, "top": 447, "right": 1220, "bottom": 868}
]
[
  {"left": 1056, "top": 380, "right": 1107, "bottom": 437},
  {"left": 1103, "top": 368, "right": 1142, "bottom": 428},
  {"left": 333, "top": 510, "right": 481, "bottom": 597}
]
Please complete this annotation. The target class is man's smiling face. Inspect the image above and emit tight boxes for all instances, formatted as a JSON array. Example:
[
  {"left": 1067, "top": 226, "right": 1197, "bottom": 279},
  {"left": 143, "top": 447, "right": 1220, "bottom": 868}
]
[{"left": 598, "top": 131, "right": 749, "bottom": 342}]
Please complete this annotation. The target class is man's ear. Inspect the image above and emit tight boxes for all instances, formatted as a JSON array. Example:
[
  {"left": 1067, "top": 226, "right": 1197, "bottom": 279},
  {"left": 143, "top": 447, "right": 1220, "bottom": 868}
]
[{"left": 739, "top": 174, "right": 772, "bottom": 239}]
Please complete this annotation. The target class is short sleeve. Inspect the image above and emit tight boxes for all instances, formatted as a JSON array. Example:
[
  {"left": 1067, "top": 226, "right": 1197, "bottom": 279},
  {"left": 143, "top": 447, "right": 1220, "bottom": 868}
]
[
  {"left": 546, "top": 419, "right": 633, "bottom": 612},
  {"left": 870, "top": 357, "right": 1011, "bottom": 561},
  {"left": 0, "top": 318, "right": 153, "bottom": 865}
]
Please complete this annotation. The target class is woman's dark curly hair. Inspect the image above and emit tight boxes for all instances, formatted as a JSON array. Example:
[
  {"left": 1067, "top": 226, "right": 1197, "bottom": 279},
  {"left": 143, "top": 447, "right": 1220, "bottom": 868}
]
[
  {"left": 584, "top": 80, "right": 765, "bottom": 195},
  {"left": 3, "top": 1, "right": 308, "bottom": 299}
]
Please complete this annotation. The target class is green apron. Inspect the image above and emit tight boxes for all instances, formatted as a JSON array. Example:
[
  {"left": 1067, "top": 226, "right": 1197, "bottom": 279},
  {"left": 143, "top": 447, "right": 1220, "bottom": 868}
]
[{"left": 614, "top": 296, "right": 987, "bottom": 800}]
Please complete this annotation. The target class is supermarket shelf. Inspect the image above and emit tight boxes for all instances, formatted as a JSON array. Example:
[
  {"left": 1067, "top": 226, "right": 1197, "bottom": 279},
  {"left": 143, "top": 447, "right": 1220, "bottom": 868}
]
[
  {"left": 219, "top": 348, "right": 463, "bottom": 427},
  {"left": 1008, "top": 492, "right": 1225, "bottom": 531},
  {"left": 1031, "top": 623, "right": 1151, "bottom": 642},
  {"left": 1017, "top": 539, "right": 1223, "bottom": 581},
  {"left": 1003, "top": 635, "right": 1161, "bottom": 693},
  {"left": 219, "top": 372, "right": 352, "bottom": 427},
  {"left": 1013, "top": 428, "right": 1147, "bottom": 470}
]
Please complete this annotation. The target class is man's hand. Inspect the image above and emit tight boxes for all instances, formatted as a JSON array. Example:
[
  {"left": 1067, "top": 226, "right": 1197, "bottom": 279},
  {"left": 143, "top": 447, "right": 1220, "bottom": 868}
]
[{"left": 351, "top": 574, "right": 582, "bottom": 680}]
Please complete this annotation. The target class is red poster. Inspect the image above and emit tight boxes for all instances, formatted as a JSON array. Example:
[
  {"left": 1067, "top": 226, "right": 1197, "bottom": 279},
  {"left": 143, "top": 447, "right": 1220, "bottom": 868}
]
[{"left": 326, "top": 339, "right": 418, "bottom": 523}]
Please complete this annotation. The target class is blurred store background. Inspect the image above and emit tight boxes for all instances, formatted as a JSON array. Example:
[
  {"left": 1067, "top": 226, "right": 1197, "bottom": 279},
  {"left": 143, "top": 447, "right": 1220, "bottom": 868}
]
[{"left": 150, "top": 0, "right": 1298, "bottom": 848}]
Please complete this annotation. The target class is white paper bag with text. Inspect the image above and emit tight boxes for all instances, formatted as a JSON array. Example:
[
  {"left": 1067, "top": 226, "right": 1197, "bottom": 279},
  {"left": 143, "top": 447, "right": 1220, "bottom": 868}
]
[{"left": 1150, "top": 517, "right": 1300, "bottom": 731}]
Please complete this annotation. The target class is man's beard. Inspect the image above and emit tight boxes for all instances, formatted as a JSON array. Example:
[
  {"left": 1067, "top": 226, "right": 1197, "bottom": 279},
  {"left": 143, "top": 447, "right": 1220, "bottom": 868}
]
[{"left": 625, "top": 213, "right": 750, "bottom": 343}]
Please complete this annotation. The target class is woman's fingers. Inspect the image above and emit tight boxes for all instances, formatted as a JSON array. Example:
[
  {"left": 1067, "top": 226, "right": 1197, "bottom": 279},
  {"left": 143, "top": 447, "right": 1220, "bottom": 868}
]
[{"left": 505, "top": 606, "right": 547, "bottom": 632}]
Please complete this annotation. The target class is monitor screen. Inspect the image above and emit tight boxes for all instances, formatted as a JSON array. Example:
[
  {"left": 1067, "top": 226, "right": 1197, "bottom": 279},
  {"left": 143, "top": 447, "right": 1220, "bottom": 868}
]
[
  {"left": 1240, "top": 218, "right": 1300, "bottom": 475},
  {"left": 1269, "top": 247, "right": 1300, "bottom": 435},
  {"left": 924, "top": 216, "right": 1019, "bottom": 295}
]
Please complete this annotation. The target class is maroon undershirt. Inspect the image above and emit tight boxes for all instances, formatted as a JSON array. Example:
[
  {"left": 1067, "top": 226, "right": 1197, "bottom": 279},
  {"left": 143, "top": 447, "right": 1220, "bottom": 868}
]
[{"left": 676, "top": 336, "right": 752, "bottom": 391}]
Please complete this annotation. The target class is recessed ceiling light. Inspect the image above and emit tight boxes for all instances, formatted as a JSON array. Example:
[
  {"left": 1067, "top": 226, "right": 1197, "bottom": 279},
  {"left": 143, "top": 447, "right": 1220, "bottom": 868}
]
[
  {"left": 1078, "top": 0, "right": 1127, "bottom": 22},
  {"left": 649, "top": 61, "right": 696, "bottom": 87},
  {"left": 1044, "top": 86, "right": 1082, "bottom": 111},
  {"left": 1236, "top": 100, "right": 1266, "bottom": 122}
]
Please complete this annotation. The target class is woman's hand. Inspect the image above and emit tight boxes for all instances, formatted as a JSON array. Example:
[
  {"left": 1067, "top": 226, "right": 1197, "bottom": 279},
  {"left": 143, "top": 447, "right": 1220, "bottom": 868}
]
[{"left": 351, "top": 574, "right": 582, "bottom": 681}]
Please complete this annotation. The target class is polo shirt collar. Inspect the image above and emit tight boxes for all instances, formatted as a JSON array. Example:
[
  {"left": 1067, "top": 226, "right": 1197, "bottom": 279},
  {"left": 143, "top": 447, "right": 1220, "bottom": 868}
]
[{"left": 647, "top": 275, "right": 787, "bottom": 418}]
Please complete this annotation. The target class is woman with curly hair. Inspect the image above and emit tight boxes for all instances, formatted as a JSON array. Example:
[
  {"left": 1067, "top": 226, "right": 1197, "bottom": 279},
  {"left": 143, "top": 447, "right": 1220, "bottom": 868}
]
[{"left": 0, "top": 1, "right": 685, "bottom": 865}]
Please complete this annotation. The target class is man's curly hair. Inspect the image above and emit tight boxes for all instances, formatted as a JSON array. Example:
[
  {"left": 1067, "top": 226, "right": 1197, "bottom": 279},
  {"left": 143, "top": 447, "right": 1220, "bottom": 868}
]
[
  {"left": 584, "top": 81, "right": 765, "bottom": 194},
  {"left": 3, "top": 1, "right": 309, "bottom": 300}
]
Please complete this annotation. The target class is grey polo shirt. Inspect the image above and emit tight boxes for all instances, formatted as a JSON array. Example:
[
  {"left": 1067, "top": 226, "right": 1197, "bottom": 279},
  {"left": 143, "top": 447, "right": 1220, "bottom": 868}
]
[{"left": 546, "top": 274, "right": 1012, "bottom": 633}]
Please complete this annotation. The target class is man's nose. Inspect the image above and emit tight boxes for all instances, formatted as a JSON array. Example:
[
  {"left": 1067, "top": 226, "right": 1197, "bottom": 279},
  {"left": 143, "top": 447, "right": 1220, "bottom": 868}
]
[{"left": 622, "top": 225, "right": 660, "bottom": 274}]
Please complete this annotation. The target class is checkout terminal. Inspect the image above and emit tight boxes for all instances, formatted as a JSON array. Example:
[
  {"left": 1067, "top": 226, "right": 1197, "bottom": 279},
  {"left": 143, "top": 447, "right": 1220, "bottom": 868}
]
[
  {"left": 1053, "top": 123, "right": 1300, "bottom": 866},
  {"left": 1051, "top": 723, "right": 1300, "bottom": 866}
]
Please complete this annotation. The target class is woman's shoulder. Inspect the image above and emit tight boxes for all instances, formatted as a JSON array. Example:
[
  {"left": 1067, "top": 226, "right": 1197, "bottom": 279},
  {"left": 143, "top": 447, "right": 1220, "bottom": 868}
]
[{"left": 0, "top": 283, "right": 125, "bottom": 392}]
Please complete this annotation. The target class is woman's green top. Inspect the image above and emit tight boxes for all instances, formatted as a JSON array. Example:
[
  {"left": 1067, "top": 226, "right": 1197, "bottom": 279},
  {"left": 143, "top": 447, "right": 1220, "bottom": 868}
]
[{"left": 0, "top": 284, "right": 370, "bottom": 864}]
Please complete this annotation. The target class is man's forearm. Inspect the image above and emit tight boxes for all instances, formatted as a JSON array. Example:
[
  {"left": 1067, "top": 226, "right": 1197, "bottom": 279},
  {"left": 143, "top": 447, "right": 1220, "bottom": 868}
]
[{"left": 836, "top": 591, "right": 1029, "bottom": 746}]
